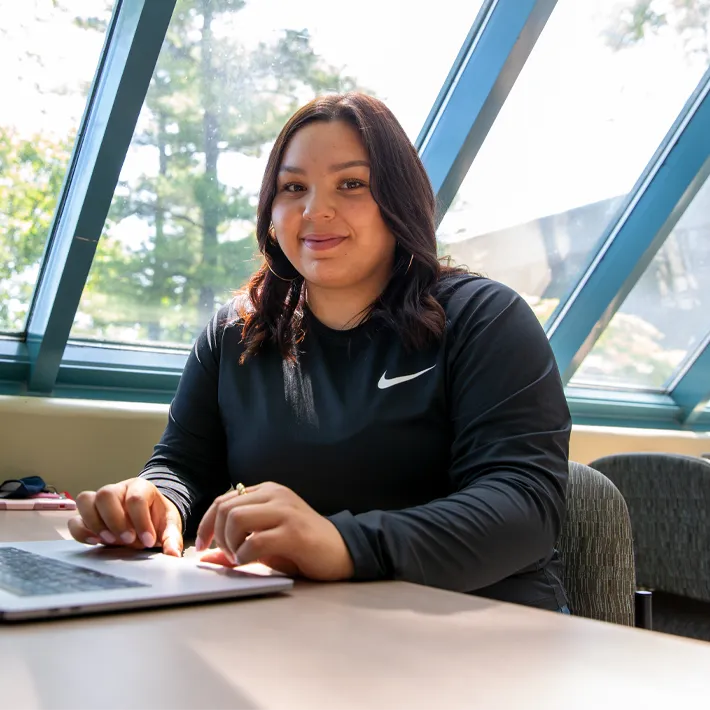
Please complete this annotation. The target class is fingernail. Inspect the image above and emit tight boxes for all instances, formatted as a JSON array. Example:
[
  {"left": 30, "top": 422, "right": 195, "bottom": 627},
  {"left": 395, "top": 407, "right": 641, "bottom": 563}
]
[
  {"left": 140, "top": 532, "right": 155, "bottom": 548},
  {"left": 120, "top": 531, "right": 136, "bottom": 544},
  {"left": 86, "top": 537, "right": 100, "bottom": 545},
  {"left": 100, "top": 530, "right": 116, "bottom": 544},
  {"left": 195, "top": 537, "right": 204, "bottom": 552}
]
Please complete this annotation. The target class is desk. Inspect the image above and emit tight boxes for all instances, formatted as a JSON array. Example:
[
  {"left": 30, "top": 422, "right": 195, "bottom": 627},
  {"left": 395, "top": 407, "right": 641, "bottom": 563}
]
[{"left": 2, "top": 511, "right": 710, "bottom": 710}]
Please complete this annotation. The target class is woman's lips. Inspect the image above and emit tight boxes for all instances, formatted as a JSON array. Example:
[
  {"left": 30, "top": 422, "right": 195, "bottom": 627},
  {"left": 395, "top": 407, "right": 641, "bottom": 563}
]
[{"left": 302, "top": 236, "right": 346, "bottom": 251}]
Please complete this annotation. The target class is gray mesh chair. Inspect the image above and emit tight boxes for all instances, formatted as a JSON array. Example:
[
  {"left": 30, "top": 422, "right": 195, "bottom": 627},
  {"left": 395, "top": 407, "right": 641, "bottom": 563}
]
[
  {"left": 558, "top": 462, "right": 636, "bottom": 626},
  {"left": 591, "top": 453, "right": 710, "bottom": 641}
]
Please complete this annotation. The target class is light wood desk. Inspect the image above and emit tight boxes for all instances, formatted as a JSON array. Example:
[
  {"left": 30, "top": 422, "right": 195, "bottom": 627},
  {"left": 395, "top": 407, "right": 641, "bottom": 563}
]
[{"left": 2, "top": 511, "right": 710, "bottom": 710}]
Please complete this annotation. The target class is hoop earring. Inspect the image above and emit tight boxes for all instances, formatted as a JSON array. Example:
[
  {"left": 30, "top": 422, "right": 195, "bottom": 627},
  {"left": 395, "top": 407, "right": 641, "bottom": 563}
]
[
  {"left": 265, "top": 257, "right": 297, "bottom": 282},
  {"left": 405, "top": 253, "right": 414, "bottom": 274},
  {"left": 264, "top": 227, "right": 298, "bottom": 282}
]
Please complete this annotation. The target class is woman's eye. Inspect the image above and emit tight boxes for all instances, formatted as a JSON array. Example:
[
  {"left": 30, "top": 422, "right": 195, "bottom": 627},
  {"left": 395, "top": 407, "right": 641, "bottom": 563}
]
[
  {"left": 282, "top": 183, "right": 305, "bottom": 193},
  {"left": 341, "top": 179, "right": 366, "bottom": 190}
]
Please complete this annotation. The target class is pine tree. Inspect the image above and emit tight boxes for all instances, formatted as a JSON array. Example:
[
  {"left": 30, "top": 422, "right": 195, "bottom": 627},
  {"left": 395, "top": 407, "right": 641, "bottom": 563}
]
[{"left": 77, "top": 0, "right": 361, "bottom": 344}]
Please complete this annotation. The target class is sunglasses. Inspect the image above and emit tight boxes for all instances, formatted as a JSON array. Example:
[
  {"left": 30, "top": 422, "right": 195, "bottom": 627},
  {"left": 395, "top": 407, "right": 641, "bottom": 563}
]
[{"left": 0, "top": 476, "right": 49, "bottom": 499}]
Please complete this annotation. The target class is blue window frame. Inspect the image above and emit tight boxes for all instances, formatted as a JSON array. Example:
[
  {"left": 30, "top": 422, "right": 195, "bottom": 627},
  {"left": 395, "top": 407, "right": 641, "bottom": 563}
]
[{"left": 2, "top": 0, "right": 710, "bottom": 434}]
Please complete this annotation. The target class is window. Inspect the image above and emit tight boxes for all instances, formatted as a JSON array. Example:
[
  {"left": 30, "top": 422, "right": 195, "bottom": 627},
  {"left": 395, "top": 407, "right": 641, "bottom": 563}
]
[
  {"left": 0, "top": 0, "right": 113, "bottom": 334},
  {"left": 571, "top": 173, "right": 710, "bottom": 391},
  {"left": 437, "top": 0, "right": 710, "bottom": 326},
  {"left": 71, "top": 0, "right": 485, "bottom": 347}
]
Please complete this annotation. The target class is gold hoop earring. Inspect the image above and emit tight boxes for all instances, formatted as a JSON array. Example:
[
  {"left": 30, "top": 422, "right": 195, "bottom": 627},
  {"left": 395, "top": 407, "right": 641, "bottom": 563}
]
[
  {"left": 405, "top": 253, "right": 414, "bottom": 274},
  {"left": 265, "top": 257, "right": 297, "bottom": 282}
]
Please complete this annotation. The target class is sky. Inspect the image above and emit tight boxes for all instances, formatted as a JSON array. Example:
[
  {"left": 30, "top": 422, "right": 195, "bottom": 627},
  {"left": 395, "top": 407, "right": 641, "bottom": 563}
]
[
  {"left": 0, "top": 0, "right": 708, "bottom": 245},
  {"left": 0, "top": 0, "right": 108, "bottom": 135}
]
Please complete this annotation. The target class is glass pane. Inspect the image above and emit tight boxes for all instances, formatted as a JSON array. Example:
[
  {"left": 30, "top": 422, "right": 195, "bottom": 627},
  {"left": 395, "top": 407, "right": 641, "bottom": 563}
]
[
  {"left": 0, "top": 0, "right": 113, "bottom": 334},
  {"left": 438, "top": 0, "right": 709, "bottom": 326},
  {"left": 571, "top": 174, "right": 710, "bottom": 391},
  {"left": 72, "top": 0, "right": 485, "bottom": 347}
]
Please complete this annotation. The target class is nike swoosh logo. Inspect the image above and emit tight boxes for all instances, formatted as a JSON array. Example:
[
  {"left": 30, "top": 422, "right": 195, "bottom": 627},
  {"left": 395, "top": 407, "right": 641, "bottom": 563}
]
[{"left": 378, "top": 365, "right": 436, "bottom": 389}]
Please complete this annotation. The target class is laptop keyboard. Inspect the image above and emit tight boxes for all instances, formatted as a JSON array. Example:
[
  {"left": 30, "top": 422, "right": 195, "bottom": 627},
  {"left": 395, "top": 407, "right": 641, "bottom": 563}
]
[{"left": 0, "top": 547, "right": 148, "bottom": 597}]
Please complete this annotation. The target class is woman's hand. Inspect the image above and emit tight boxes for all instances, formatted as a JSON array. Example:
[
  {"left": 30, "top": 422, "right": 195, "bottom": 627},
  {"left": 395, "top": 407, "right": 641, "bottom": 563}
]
[
  {"left": 67, "top": 478, "right": 183, "bottom": 557},
  {"left": 195, "top": 482, "right": 354, "bottom": 581}
]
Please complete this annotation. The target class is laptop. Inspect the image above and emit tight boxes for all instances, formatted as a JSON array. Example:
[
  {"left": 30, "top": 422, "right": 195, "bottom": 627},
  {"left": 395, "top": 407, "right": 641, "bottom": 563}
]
[{"left": 0, "top": 539, "right": 293, "bottom": 621}]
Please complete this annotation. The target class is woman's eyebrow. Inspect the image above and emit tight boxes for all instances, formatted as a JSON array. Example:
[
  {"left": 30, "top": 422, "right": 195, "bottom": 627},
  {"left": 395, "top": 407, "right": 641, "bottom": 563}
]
[
  {"left": 329, "top": 160, "right": 370, "bottom": 172},
  {"left": 279, "top": 165, "right": 306, "bottom": 175},
  {"left": 278, "top": 160, "right": 370, "bottom": 175}
]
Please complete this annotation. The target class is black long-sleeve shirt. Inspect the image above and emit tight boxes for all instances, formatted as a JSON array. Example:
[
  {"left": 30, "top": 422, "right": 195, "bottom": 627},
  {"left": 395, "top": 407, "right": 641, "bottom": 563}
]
[{"left": 140, "top": 274, "right": 571, "bottom": 610}]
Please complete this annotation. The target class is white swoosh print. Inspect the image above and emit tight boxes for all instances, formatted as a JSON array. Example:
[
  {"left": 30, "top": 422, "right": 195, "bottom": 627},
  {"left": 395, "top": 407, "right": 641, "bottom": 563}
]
[{"left": 377, "top": 365, "right": 436, "bottom": 389}]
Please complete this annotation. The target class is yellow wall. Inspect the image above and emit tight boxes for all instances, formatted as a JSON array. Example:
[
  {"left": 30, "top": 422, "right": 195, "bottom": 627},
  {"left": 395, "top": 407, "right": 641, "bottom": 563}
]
[
  {"left": 0, "top": 396, "right": 166, "bottom": 494},
  {"left": 2, "top": 395, "right": 709, "bottom": 495}
]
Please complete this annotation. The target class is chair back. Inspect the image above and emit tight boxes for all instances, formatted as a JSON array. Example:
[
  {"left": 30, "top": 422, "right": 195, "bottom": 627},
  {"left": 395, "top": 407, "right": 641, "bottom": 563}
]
[
  {"left": 558, "top": 462, "right": 635, "bottom": 625},
  {"left": 591, "top": 453, "right": 710, "bottom": 602}
]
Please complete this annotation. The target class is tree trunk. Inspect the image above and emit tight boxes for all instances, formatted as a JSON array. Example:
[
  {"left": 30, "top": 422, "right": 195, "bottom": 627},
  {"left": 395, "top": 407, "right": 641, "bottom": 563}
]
[
  {"left": 198, "top": 0, "right": 219, "bottom": 327},
  {"left": 147, "top": 110, "right": 168, "bottom": 342}
]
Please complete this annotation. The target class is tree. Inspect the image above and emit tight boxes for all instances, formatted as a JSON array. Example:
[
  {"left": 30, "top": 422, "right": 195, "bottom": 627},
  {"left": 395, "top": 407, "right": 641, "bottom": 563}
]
[
  {"left": 0, "top": 127, "right": 73, "bottom": 331},
  {"left": 0, "top": 0, "right": 108, "bottom": 334},
  {"left": 574, "top": 311, "right": 685, "bottom": 388},
  {"left": 604, "top": 0, "right": 710, "bottom": 59},
  {"left": 73, "top": 0, "right": 362, "bottom": 345}
]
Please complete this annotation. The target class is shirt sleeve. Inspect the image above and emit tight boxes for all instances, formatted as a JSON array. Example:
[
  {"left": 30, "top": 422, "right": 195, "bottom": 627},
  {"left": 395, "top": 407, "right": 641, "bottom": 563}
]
[
  {"left": 328, "top": 280, "right": 571, "bottom": 592},
  {"left": 139, "top": 307, "right": 233, "bottom": 535}
]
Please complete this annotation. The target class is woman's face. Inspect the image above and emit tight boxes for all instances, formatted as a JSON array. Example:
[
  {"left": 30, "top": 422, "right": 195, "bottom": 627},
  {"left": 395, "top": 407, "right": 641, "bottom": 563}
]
[{"left": 270, "top": 120, "right": 396, "bottom": 292}]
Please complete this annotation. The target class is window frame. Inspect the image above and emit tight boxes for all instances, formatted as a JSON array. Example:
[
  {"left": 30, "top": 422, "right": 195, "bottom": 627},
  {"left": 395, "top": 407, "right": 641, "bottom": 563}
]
[
  {"left": 669, "top": 332, "right": 710, "bottom": 425},
  {"left": 546, "top": 70, "right": 710, "bottom": 385},
  {"left": 1, "top": 0, "right": 709, "bottom": 434},
  {"left": 418, "top": 0, "right": 557, "bottom": 224},
  {"left": 22, "top": 0, "right": 177, "bottom": 393}
]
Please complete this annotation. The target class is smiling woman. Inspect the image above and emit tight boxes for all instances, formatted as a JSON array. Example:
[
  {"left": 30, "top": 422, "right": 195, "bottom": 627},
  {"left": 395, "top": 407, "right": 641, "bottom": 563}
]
[
  {"left": 69, "top": 92, "right": 573, "bottom": 614},
  {"left": 241, "top": 93, "right": 462, "bottom": 361},
  {"left": 272, "top": 123, "right": 395, "bottom": 316}
]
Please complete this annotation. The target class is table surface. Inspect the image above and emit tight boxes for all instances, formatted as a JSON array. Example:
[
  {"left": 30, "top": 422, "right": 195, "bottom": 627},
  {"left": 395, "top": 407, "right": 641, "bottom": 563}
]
[{"left": 2, "top": 511, "right": 710, "bottom": 710}]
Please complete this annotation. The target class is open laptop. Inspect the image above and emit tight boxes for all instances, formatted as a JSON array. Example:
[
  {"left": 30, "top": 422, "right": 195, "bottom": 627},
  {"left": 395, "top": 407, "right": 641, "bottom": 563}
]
[{"left": 0, "top": 539, "right": 293, "bottom": 621}]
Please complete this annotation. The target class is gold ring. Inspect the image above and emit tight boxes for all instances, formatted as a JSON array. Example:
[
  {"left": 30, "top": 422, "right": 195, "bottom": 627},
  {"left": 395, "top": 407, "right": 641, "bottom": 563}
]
[{"left": 235, "top": 483, "right": 247, "bottom": 496}]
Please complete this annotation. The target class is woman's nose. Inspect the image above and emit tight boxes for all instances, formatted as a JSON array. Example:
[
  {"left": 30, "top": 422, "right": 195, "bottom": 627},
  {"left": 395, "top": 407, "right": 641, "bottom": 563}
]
[{"left": 303, "top": 190, "right": 335, "bottom": 221}]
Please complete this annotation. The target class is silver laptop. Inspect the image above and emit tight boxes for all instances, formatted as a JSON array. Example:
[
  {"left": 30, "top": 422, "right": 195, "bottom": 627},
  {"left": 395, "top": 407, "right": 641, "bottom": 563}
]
[{"left": 0, "top": 539, "right": 293, "bottom": 621}]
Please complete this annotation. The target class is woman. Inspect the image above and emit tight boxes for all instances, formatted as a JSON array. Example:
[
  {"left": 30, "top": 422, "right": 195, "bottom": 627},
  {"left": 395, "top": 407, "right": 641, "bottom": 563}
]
[{"left": 68, "top": 92, "right": 572, "bottom": 612}]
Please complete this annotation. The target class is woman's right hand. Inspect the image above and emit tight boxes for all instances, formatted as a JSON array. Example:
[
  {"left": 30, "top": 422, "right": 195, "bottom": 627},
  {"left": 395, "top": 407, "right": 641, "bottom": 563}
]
[{"left": 68, "top": 478, "right": 183, "bottom": 557}]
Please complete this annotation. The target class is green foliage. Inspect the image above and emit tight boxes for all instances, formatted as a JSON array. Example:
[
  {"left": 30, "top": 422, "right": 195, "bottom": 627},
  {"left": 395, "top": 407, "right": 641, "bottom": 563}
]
[
  {"left": 603, "top": 0, "right": 666, "bottom": 48},
  {"left": 0, "top": 127, "right": 73, "bottom": 331},
  {"left": 525, "top": 297, "right": 682, "bottom": 388},
  {"left": 526, "top": 297, "right": 559, "bottom": 326},
  {"left": 576, "top": 312, "right": 684, "bottom": 388},
  {"left": 604, "top": 0, "right": 710, "bottom": 58}
]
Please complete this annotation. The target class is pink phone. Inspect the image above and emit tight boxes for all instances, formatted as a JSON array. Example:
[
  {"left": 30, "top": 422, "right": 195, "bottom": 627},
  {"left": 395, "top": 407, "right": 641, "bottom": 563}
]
[{"left": 0, "top": 498, "right": 77, "bottom": 511}]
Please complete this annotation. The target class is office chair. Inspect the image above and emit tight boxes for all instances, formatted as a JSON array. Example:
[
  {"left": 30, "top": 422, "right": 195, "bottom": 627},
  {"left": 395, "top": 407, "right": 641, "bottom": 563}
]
[
  {"left": 558, "top": 462, "right": 647, "bottom": 627},
  {"left": 591, "top": 453, "right": 710, "bottom": 642}
]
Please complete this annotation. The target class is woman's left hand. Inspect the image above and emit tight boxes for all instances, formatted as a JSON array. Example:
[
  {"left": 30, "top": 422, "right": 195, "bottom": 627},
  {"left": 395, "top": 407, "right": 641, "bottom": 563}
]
[{"left": 194, "top": 482, "right": 355, "bottom": 581}]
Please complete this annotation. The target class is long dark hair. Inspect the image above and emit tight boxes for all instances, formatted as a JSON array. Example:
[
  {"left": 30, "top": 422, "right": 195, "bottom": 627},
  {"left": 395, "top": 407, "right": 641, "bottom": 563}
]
[{"left": 238, "top": 92, "right": 464, "bottom": 362}]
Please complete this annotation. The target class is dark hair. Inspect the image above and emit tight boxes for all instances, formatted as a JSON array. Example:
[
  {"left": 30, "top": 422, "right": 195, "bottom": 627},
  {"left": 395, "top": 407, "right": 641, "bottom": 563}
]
[{"left": 238, "top": 91, "right": 465, "bottom": 362}]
